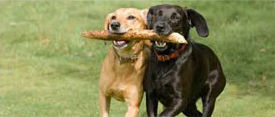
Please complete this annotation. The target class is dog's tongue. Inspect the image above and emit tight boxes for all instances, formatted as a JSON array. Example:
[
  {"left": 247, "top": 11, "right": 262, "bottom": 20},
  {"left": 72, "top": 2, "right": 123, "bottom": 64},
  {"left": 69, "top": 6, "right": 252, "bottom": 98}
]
[{"left": 116, "top": 40, "right": 126, "bottom": 45}]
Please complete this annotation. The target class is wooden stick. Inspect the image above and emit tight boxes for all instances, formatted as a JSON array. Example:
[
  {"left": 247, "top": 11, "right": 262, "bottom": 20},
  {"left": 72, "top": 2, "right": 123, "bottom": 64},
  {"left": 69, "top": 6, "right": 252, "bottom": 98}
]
[{"left": 82, "top": 30, "right": 187, "bottom": 44}]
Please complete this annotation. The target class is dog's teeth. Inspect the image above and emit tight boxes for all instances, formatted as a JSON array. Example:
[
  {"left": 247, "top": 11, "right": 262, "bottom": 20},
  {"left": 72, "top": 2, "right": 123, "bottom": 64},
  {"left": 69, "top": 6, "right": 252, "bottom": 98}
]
[{"left": 155, "top": 41, "right": 166, "bottom": 47}]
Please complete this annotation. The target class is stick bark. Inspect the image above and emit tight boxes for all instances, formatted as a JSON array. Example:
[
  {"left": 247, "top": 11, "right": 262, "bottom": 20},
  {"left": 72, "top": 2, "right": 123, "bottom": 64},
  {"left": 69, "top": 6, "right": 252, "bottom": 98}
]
[{"left": 82, "top": 30, "right": 187, "bottom": 44}]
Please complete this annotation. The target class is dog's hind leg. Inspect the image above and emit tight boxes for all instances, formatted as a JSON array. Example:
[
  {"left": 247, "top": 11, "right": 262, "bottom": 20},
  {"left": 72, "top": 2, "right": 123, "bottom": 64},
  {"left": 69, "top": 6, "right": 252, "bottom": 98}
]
[
  {"left": 183, "top": 103, "right": 202, "bottom": 117},
  {"left": 201, "top": 95, "right": 216, "bottom": 117},
  {"left": 201, "top": 78, "right": 221, "bottom": 117},
  {"left": 99, "top": 91, "right": 111, "bottom": 117},
  {"left": 202, "top": 67, "right": 226, "bottom": 117},
  {"left": 201, "top": 78, "right": 219, "bottom": 117},
  {"left": 201, "top": 81, "right": 225, "bottom": 117}
]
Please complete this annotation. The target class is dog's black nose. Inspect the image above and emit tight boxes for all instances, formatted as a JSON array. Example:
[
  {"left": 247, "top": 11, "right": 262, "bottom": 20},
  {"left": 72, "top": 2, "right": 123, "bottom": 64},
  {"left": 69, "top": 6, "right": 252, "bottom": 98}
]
[
  {"left": 156, "top": 23, "right": 164, "bottom": 32},
  {"left": 111, "top": 22, "right": 120, "bottom": 30},
  {"left": 154, "top": 22, "right": 171, "bottom": 35}
]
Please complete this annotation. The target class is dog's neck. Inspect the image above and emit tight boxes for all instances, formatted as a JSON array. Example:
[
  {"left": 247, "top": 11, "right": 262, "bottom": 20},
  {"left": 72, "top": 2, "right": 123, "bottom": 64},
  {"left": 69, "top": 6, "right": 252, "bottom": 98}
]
[
  {"left": 153, "top": 35, "right": 192, "bottom": 62},
  {"left": 113, "top": 41, "right": 144, "bottom": 64}
]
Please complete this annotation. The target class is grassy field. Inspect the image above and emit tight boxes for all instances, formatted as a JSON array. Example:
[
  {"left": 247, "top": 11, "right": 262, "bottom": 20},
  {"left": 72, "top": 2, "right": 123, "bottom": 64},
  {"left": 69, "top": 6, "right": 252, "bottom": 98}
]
[{"left": 0, "top": 0, "right": 275, "bottom": 117}]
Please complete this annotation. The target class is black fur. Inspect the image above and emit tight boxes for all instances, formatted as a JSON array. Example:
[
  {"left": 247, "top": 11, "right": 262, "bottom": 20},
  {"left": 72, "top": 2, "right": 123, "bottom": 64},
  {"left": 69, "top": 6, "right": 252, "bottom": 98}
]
[{"left": 144, "top": 4, "right": 226, "bottom": 117}]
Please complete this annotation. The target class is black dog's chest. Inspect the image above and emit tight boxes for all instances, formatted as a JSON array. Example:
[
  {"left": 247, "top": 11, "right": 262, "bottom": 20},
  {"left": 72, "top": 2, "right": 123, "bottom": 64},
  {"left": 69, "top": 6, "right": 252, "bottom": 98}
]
[
  {"left": 152, "top": 63, "right": 176, "bottom": 88},
  {"left": 153, "top": 76, "right": 177, "bottom": 106},
  {"left": 151, "top": 64, "right": 180, "bottom": 104}
]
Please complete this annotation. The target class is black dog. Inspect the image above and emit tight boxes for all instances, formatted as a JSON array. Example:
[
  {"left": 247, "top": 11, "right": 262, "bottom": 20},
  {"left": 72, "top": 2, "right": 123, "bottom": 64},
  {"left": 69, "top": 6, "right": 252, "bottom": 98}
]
[{"left": 143, "top": 4, "right": 226, "bottom": 117}]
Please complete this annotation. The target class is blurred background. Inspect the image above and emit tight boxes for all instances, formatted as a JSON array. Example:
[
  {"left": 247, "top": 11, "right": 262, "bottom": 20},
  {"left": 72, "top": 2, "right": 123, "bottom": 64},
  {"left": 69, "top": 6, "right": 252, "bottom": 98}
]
[{"left": 0, "top": 0, "right": 274, "bottom": 117}]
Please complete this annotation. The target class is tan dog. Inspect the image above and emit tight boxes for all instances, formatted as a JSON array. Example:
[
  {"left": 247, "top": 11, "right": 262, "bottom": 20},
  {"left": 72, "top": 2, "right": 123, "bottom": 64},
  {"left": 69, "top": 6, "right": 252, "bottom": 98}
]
[{"left": 99, "top": 8, "right": 149, "bottom": 117}]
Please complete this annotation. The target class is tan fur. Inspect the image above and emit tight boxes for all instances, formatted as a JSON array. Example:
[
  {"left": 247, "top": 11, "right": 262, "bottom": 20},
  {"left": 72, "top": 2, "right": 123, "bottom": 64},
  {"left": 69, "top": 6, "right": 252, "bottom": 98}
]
[{"left": 99, "top": 8, "right": 149, "bottom": 117}]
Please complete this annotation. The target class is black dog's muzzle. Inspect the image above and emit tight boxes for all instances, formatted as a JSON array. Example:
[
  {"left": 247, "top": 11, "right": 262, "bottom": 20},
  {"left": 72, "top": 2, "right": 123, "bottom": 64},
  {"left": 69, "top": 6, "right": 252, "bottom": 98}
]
[{"left": 153, "top": 22, "right": 172, "bottom": 36}]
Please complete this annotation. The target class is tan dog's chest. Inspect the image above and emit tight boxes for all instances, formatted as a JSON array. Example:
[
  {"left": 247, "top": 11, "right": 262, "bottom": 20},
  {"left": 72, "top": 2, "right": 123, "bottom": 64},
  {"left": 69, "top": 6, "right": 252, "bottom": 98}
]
[
  {"left": 106, "top": 74, "right": 141, "bottom": 101},
  {"left": 99, "top": 48, "right": 147, "bottom": 101}
]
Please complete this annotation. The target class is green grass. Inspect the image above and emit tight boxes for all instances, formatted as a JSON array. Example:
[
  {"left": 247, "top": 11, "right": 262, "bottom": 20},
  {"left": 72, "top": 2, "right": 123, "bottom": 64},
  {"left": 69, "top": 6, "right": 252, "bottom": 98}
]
[{"left": 0, "top": 1, "right": 275, "bottom": 117}]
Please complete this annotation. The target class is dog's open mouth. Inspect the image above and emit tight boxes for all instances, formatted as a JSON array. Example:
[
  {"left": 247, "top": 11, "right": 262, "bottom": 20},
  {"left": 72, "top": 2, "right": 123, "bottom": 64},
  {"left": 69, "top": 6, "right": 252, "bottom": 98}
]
[
  {"left": 109, "top": 30, "right": 129, "bottom": 49},
  {"left": 113, "top": 40, "right": 129, "bottom": 49}
]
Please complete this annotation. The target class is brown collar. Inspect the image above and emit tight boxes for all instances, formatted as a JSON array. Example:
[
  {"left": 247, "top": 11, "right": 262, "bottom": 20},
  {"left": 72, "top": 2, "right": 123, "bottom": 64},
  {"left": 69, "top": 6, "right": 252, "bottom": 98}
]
[
  {"left": 113, "top": 48, "right": 138, "bottom": 64},
  {"left": 154, "top": 44, "right": 187, "bottom": 62}
]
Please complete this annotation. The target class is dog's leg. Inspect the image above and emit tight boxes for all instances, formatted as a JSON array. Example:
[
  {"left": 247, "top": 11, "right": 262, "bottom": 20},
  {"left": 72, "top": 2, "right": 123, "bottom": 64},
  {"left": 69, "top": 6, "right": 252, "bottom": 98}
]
[
  {"left": 183, "top": 103, "right": 202, "bottom": 117},
  {"left": 201, "top": 96, "right": 216, "bottom": 117},
  {"left": 159, "top": 98, "right": 187, "bottom": 117},
  {"left": 201, "top": 69, "right": 226, "bottom": 117},
  {"left": 125, "top": 88, "right": 143, "bottom": 117},
  {"left": 201, "top": 83, "right": 218, "bottom": 117},
  {"left": 99, "top": 91, "right": 111, "bottom": 117},
  {"left": 125, "top": 103, "right": 139, "bottom": 117},
  {"left": 146, "top": 92, "right": 158, "bottom": 117}
]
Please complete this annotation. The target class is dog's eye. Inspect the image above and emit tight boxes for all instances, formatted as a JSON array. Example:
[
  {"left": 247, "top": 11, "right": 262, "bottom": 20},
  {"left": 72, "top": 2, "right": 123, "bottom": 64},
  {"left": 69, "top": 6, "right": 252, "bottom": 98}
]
[
  {"left": 149, "top": 10, "right": 153, "bottom": 14},
  {"left": 127, "top": 15, "right": 135, "bottom": 20},
  {"left": 111, "top": 16, "right": 116, "bottom": 20},
  {"left": 171, "top": 13, "right": 177, "bottom": 19},
  {"left": 158, "top": 10, "right": 163, "bottom": 16}
]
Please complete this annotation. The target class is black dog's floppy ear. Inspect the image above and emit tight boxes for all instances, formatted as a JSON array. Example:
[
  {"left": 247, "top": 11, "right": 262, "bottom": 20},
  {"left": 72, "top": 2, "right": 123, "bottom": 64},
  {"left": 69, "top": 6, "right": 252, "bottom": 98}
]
[
  {"left": 147, "top": 7, "right": 154, "bottom": 29},
  {"left": 187, "top": 9, "right": 209, "bottom": 37}
]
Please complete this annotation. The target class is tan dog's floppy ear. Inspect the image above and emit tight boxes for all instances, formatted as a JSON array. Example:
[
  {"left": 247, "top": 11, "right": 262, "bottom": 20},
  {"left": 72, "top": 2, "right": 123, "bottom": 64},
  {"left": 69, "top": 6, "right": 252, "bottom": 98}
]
[
  {"left": 140, "top": 9, "right": 148, "bottom": 25},
  {"left": 104, "top": 13, "right": 112, "bottom": 30},
  {"left": 103, "top": 13, "right": 112, "bottom": 45}
]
